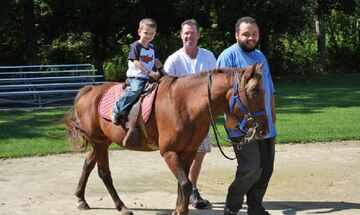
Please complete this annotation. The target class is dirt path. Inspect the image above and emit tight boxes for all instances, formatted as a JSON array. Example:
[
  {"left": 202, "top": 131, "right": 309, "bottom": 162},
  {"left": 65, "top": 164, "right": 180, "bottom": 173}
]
[{"left": 1, "top": 141, "right": 360, "bottom": 215}]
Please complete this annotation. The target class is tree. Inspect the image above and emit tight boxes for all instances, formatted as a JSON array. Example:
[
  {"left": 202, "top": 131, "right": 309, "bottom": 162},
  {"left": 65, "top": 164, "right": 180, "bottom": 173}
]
[
  {"left": 308, "top": 0, "right": 355, "bottom": 73},
  {"left": 0, "top": 0, "right": 27, "bottom": 65},
  {"left": 212, "top": 0, "right": 307, "bottom": 74},
  {"left": 23, "top": 0, "right": 38, "bottom": 64}
]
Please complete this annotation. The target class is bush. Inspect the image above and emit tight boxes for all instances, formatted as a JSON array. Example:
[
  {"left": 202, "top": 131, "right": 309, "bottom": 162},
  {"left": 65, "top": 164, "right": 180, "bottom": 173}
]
[
  {"left": 103, "top": 56, "right": 127, "bottom": 81},
  {"left": 38, "top": 32, "right": 91, "bottom": 64}
]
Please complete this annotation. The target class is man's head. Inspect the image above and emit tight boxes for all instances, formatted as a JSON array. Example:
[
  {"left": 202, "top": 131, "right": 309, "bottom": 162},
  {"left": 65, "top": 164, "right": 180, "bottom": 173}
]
[
  {"left": 180, "top": 19, "right": 200, "bottom": 49},
  {"left": 235, "top": 16, "right": 260, "bottom": 52},
  {"left": 138, "top": 18, "right": 157, "bottom": 44}
]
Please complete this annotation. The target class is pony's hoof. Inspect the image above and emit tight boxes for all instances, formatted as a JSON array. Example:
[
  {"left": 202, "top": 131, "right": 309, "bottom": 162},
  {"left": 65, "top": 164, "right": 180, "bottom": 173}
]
[
  {"left": 120, "top": 207, "right": 134, "bottom": 215},
  {"left": 171, "top": 210, "right": 188, "bottom": 215},
  {"left": 77, "top": 201, "right": 90, "bottom": 210}
]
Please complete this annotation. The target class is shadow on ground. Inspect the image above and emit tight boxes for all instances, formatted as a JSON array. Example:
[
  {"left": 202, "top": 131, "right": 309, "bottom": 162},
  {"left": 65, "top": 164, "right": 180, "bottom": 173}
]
[{"left": 116, "top": 200, "right": 360, "bottom": 215}]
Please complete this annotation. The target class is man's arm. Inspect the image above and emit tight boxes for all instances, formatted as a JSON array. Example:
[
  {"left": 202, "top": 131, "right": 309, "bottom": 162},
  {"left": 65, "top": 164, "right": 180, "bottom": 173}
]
[
  {"left": 154, "top": 58, "right": 163, "bottom": 68},
  {"left": 163, "top": 55, "right": 176, "bottom": 76}
]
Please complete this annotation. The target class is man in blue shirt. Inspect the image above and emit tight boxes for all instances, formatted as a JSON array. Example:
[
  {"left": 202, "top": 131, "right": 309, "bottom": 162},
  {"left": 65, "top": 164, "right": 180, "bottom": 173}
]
[{"left": 217, "top": 16, "right": 276, "bottom": 215}]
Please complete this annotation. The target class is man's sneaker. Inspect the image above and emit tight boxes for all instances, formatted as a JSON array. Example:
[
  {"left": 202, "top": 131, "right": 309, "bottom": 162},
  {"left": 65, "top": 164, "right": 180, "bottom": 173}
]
[
  {"left": 248, "top": 209, "right": 272, "bottom": 215},
  {"left": 189, "top": 188, "right": 211, "bottom": 209},
  {"left": 224, "top": 205, "right": 237, "bottom": 215}
]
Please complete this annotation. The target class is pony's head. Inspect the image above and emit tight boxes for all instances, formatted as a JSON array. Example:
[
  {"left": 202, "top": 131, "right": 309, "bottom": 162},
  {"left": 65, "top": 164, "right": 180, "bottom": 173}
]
[{"left": 224, "top": 63, "right": 268, "bottom": 144}]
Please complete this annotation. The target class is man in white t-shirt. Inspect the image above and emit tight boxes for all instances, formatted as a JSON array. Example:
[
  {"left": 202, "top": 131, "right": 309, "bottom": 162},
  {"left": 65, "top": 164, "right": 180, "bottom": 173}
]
[{"left": 164, "top": 19, "right": 216, "bottom": 209}]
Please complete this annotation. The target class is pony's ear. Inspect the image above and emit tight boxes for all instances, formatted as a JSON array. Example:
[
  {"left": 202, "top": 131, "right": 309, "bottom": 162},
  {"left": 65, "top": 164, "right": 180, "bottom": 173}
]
[
  {"left": 248, "top": 63, "right": 257, "bottom": 78},
  {"left": 257, "top": 61, "right": 266, "bottom": 73},
  {"left": 240, "top": 63, "right": 257, "bottom": 88}
]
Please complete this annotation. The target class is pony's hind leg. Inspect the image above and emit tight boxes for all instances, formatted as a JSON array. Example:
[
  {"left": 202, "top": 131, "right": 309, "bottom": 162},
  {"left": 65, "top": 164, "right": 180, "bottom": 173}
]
[
  {"left": 163, "top": 151, "right": 193, "bottom": 215},
  {"left": 95, "top": 145, "right": 133, "bottom": 215},
  {"left": 75, "top": 150, "right": 96, "bottom": 210}
]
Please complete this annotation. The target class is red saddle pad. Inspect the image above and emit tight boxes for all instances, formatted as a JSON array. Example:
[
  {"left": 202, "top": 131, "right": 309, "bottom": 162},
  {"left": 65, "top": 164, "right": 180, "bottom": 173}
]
[{"left": 98, "top": 83, "right": 158, "bottom": 123}]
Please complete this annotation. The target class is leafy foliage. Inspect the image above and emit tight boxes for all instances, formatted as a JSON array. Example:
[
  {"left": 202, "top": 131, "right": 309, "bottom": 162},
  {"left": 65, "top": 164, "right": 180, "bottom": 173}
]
[{"left": 0, "top": 0, "right": 359, "bottom": 75}]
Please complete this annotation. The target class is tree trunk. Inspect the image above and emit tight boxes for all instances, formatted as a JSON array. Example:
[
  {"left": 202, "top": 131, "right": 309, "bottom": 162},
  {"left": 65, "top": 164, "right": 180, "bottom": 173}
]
[
  {"left": 23, "top": 0, "right": 38, "bottom": 65},
  {"left": 91, "top": 33, "right": 106, "bottom": 81},
  {"left": 327, "top": 19, "right": 339, "bottom": 63},
  {"left": 313, "top": 0, "right": 326, "bottom": 73}
]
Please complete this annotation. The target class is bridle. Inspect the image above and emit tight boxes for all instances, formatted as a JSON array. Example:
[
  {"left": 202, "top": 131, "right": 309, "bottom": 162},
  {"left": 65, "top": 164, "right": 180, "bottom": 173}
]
[
  {"left": 226, "top": 71, "right": 266, "bottom": 141},
  {"left": 207, "top": 70, "right": 266, "bottom": 160}
]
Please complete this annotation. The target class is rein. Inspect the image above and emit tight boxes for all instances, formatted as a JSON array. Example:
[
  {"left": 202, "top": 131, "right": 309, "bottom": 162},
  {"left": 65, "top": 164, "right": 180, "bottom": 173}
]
[{"left": 207, "top": 72, "right": 236, "bottom": 160}]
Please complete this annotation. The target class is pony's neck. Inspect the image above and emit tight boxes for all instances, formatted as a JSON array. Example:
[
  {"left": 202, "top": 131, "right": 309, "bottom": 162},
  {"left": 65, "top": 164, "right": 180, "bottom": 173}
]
[
  {"left": 180, "top": 71, "right": 232, "bottom": 122},
  {"left": 207, "top": 71, "right": 233, "bottom": 117}
]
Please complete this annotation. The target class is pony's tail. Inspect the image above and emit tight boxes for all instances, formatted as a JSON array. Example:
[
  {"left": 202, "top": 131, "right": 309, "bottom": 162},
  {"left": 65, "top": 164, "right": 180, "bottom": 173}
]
[{"left": 64, "top": 86, "right": 94, "bottom": 151}]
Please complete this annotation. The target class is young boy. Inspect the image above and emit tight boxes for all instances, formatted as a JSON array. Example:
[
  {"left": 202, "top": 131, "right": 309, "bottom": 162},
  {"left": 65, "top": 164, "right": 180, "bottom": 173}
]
[{"left": 112, "top": 18, "right": 163, "bottom": 125}]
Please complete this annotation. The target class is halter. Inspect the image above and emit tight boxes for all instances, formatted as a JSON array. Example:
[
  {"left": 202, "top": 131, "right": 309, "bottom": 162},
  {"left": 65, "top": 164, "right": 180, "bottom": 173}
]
[
  {"left": 226, "top": 72, "right": 266, "bottom": 139},
  {"left": 207, "top": 70, "right": 266, "bottom": 160}
]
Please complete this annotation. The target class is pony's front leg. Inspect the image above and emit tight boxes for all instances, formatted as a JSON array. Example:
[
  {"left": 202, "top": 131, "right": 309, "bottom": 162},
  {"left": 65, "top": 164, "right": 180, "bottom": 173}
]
[
  {"left": 163, "top": 151, "right": 192, "bottom": 215},
  {"left": 95, "top": 145, "right": 133, "bottom": 215},
  {"left": 75, "top": 150, "right": 96, "bottom": 210}
]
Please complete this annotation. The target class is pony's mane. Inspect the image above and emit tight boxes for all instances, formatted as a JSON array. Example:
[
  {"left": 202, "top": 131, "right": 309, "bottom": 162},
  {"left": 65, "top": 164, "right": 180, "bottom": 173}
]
[
  {"left": 246, "top": 72, "right": 262, "bottom": 92},
  {"left": 160, "top": 67, "right": 248, "bottom": 88},
  {"left": 211, "top": 67, "right": 246, "bottom": 79},
  {"left": 180, "top": 67, "right": 247, "bottom": 79}
]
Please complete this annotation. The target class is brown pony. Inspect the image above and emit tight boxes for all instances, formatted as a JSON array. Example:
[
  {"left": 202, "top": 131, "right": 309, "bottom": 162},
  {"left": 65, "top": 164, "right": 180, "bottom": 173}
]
[{"left": 65, "top": 64, "right": 268, "bottom": 215}]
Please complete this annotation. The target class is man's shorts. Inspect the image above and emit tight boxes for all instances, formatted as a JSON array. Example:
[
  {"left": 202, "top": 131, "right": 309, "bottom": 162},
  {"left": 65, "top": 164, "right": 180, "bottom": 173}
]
[{"left": 197, "top": 132, "right": 211, "bottom": 153}]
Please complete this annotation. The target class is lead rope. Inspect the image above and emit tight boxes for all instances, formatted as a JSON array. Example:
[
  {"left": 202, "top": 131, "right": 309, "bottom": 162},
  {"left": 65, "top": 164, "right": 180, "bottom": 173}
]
[{"left": 207, "top": 72, "right": 236, "bottom": 160}]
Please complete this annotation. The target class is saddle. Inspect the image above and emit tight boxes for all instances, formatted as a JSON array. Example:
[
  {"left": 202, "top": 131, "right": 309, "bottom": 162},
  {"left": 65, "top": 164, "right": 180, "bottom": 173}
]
[{"left": 98, "top": 82, "right": 158, "bottom": 148}]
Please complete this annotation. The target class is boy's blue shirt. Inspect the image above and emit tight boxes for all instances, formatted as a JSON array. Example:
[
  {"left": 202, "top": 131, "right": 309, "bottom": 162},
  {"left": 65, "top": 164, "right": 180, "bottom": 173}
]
[{"left": 217, "top": 43, "right": 277, "bottom": 138}]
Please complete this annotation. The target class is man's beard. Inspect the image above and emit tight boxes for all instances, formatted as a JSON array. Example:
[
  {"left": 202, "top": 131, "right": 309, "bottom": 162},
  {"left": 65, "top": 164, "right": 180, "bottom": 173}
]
[{"left": 239, "top": 41, "right": 258, "bottom": 52}]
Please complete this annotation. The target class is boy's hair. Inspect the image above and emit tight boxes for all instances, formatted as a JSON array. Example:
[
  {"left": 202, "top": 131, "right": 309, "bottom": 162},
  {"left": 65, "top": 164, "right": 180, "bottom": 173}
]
[
  {"left": 235, "top": 16, "right": 259, "bottom": 33},
  {"left": 139, "top": 18, "right": 157, "bottom": 30},
  {"left": 181, "top": 19, "right": 199, "bottom": 32}
]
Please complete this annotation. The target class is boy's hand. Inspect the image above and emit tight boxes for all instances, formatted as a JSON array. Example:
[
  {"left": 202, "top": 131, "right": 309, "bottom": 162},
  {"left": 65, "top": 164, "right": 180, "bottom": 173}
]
[{"left": 148, "top": 71, "right": 161, "bottom": 81}]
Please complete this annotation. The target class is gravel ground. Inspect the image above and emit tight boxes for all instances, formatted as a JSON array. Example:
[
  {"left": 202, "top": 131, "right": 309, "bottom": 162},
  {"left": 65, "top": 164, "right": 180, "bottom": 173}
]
[{"left": 1, "top": 141, "right": 360, "bottom": 215}]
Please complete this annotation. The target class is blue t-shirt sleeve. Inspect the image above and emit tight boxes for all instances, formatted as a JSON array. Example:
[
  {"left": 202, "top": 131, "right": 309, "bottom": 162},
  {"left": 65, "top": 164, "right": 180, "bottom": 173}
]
[
  {"left": 261, "top": 61, "right": 274, "bottom": 94},
  {"left": 127, "top": 42, "right": 141, "bottom": 61},
  {"left": 268, "top": 71, "right": 275, "bottom": 94}
]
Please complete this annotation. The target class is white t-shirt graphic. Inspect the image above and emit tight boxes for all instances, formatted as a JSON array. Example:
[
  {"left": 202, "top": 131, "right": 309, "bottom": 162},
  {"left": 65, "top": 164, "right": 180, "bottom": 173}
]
[{"left": 127, "top": 41, "right": 158, "bottom": 79}]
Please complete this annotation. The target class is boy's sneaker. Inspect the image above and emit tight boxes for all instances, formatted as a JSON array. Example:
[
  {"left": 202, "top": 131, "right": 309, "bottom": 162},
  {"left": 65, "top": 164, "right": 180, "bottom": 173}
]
[
  {"left": 111, "top": 110, "right": 121, "bottom": 125},
  {"left": 111, "top": 109, "right": 126, "bottom": 126},
  {"left": 189, "top": 188, "right": 211, "bottom": 209}
]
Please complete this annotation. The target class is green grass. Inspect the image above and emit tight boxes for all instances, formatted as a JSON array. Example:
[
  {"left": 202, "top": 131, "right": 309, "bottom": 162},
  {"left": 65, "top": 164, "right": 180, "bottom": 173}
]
[
  {"left": 274, "top": 73, "right": 360, "bottom": 143},
  {"left": 0, "top": 108, "right": 72, "bottom": 158},
  {"left": 0, "top": 74, "right": 359, "bottom": 158}
]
